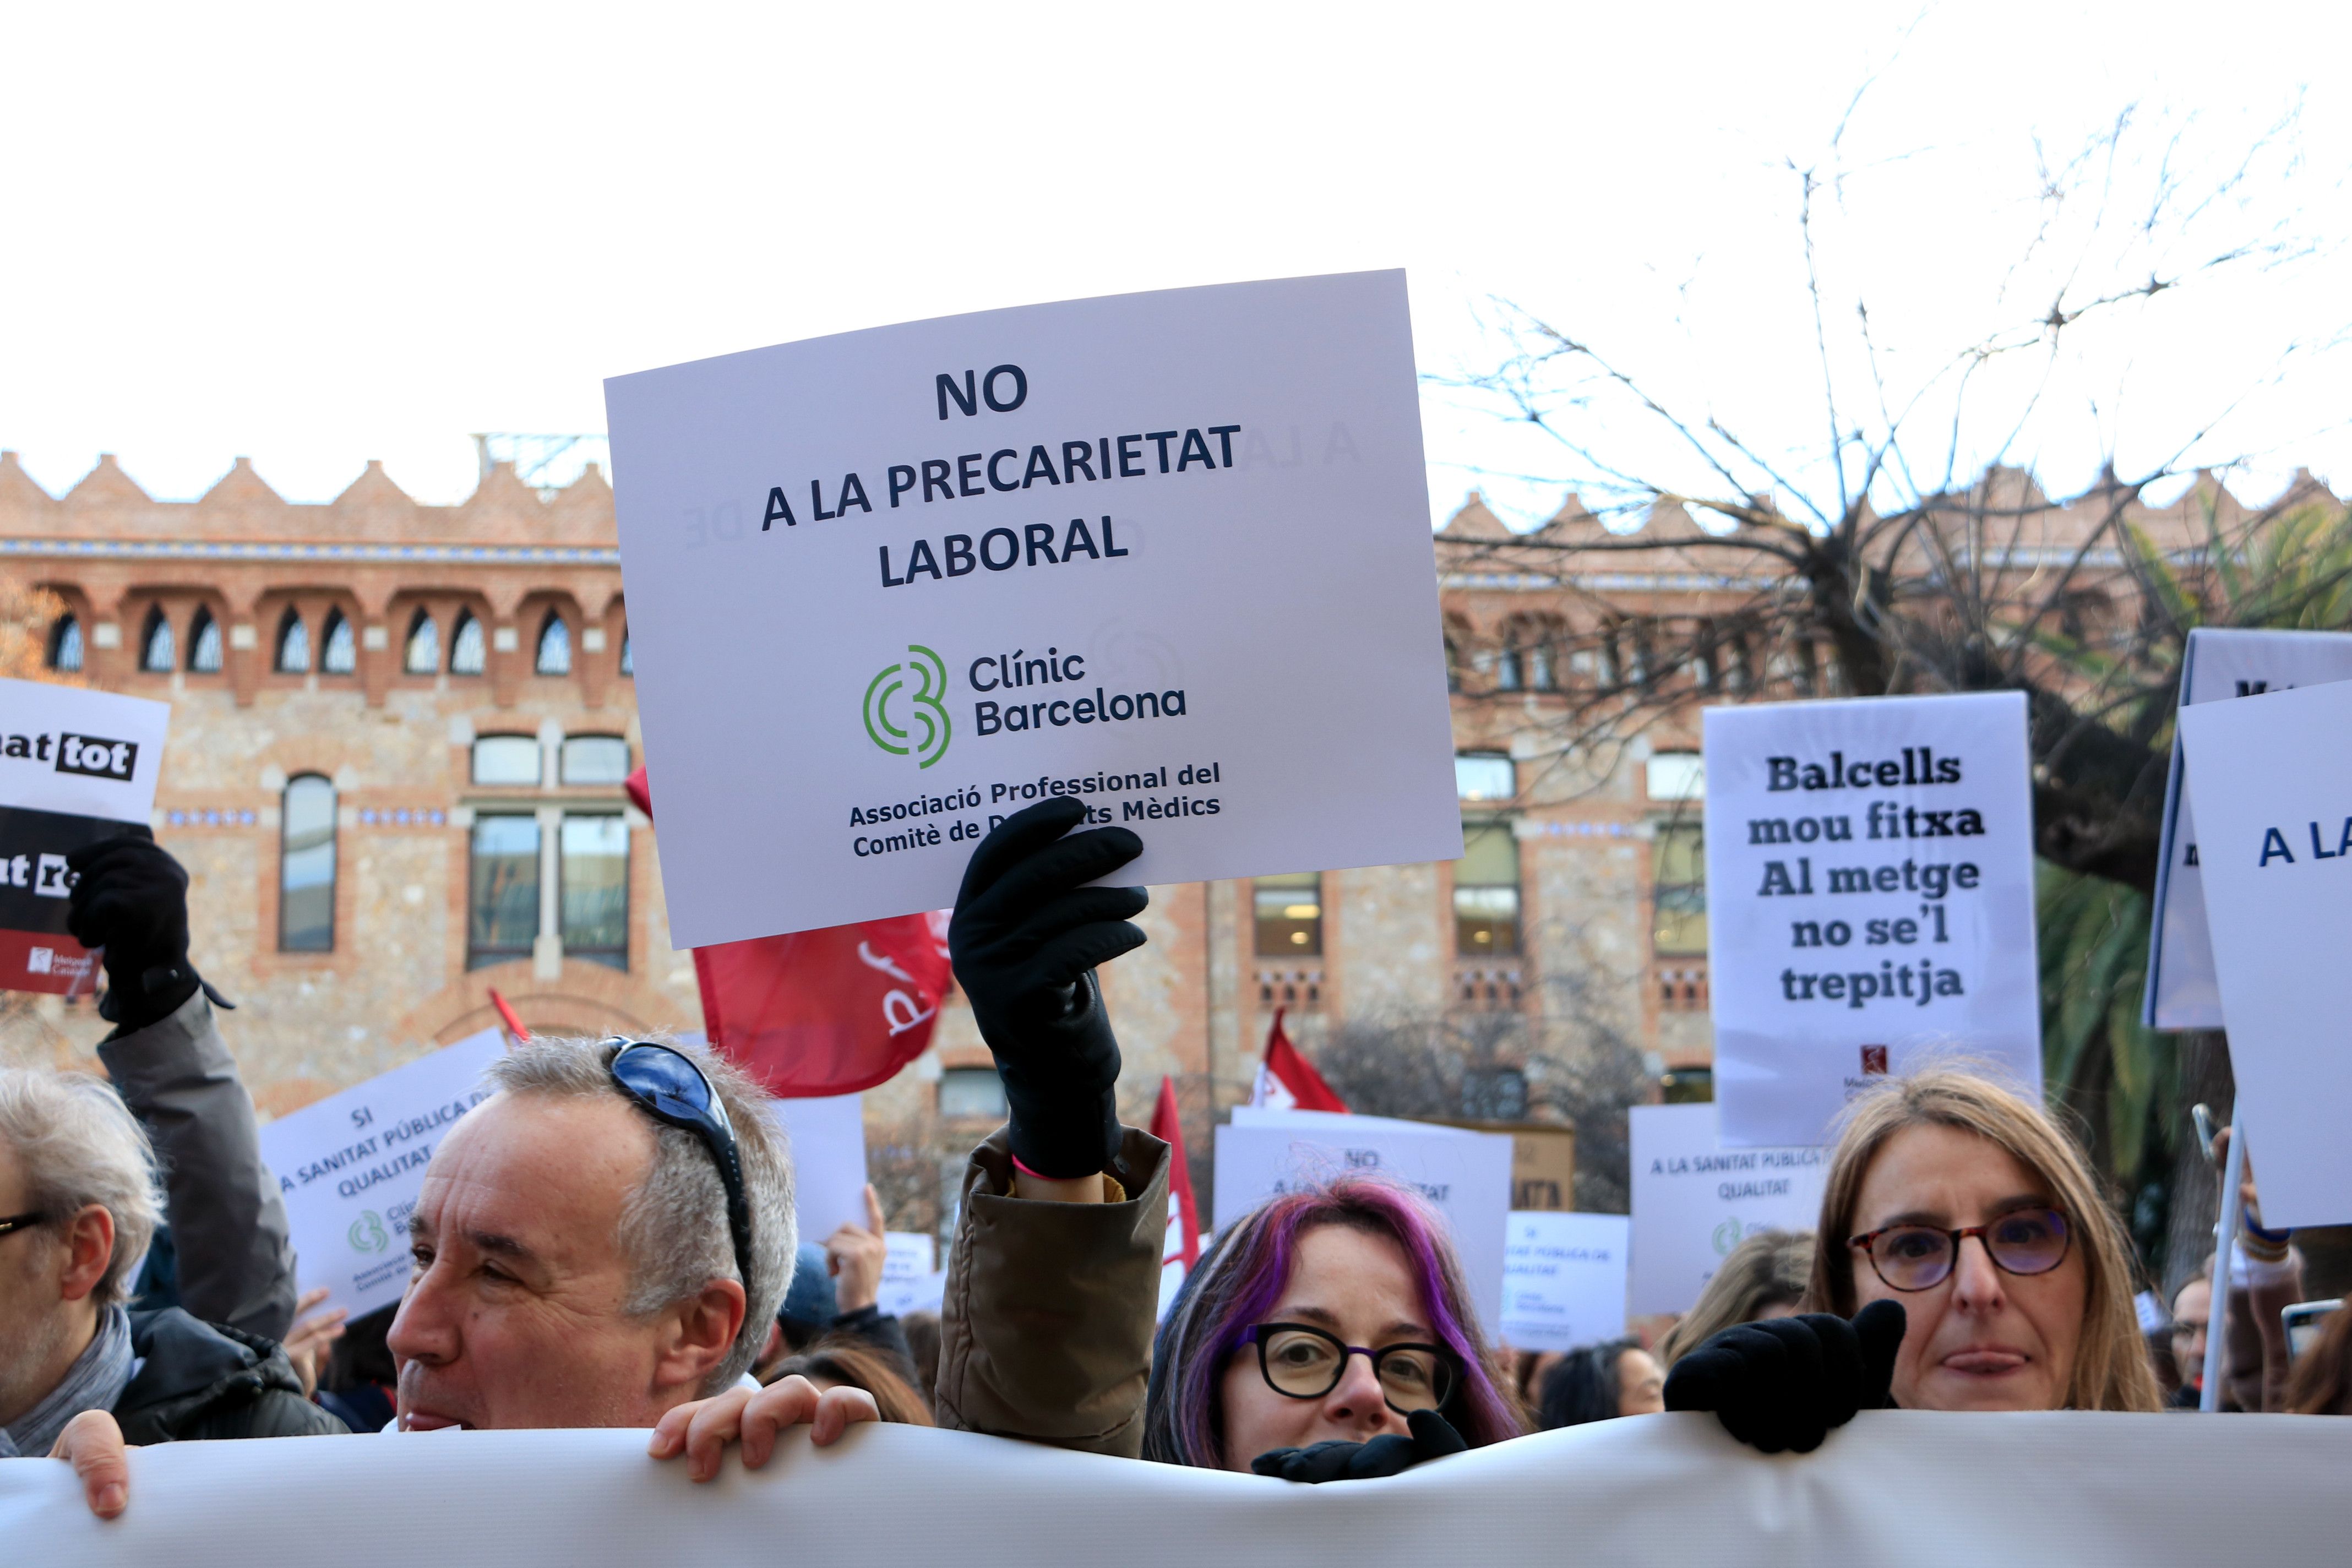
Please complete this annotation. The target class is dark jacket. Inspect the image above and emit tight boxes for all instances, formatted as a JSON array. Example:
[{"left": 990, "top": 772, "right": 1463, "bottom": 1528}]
[
  {"left": 113, "top": 1309, "right": 349, "bottom": 1444},
  {"left": 935, "top": 1124, "right": 1169, "bottom": 1457},
  {"left": 101, "top": 992, "right": 298, "bottom": 1341}
]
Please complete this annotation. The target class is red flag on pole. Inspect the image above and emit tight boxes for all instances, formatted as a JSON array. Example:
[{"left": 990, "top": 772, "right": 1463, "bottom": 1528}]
[
  {"left": 629, "top": 767, "right": 952, "bottom": 1096},
  {"left": 1249, "top": 1006, "right": 1348, "bottom": 1113},
  {"left": 487, "top": 988, "right": 531, "bottom": 1045},
  {"left": 1150, "top": 1075, "right": 1200, "bottom": 1270}
]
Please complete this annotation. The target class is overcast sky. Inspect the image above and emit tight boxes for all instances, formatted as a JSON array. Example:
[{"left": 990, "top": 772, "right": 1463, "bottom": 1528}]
[{"left": 4, "top": 2, "right": 2345, "bottom": 528}]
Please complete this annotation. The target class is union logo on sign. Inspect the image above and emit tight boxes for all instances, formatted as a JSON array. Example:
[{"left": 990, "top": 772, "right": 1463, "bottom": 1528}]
[{"left": 1860, "top": 1044, "right": 1890, "bottom": 1075}]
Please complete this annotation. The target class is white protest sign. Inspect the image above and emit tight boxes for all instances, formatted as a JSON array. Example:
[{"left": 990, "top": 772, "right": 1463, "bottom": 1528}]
[
  {"left": 1703, "top": 693, "right": 2041, "bottom": 1146},
  {"left": 2143, "top": 628, "right": 2352, "bottom": 1030},
  {"left": 257, "top": 1029, "right": 505, "bottom": 1317},
  {"left": 1500, "top": 1211, "right": 1629, "bottom": 1352},
  {"left": 877, "top": 1231, "right": 938, "bottom": 1318},
  {"left": 1629, "top": 1102, "right": 1826, "bottom": 1316},
  {"left": 2176, "top": 680, "right": 2352, "bottom": 1228},
  {"left": 10, "top": 1409, "right": 2352, "bottom": 1568},
  {"left": 607, "top": 270, "right": 1460, "bottom": 945},
  {"left": 1213, "top": 1113, "right": 1512, "bottom": 1330},
  {"left": 0, "top": 677, "right": 171, "bottom": 994},
  {"left": 772, "top": 1091, "right": 870, "bottom": 1246}
]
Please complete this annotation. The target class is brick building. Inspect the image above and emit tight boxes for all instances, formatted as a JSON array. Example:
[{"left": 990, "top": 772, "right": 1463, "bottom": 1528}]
[{"left": 1, "top": 449, "right": 2327, "bottom": 1216}]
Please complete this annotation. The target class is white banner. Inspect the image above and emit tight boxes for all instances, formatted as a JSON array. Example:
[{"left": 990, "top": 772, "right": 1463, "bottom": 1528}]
[
  {"left": 1629, "top": 1102, "right": 1827, "bottom": 1317},
  {"left": 1213, "top": 1112, "right": 1512, "bottom": 1331},
  {"left": 2176, "top": 679, "right": 2352, "bottom": 1228},
  {"left": 256, "top": 1029, "right": 505, "bottom": 1319},
  {"left": 1703, "top": 693, "right": 2041, "bottom": 1146},
  {"left": 6, "top": 1415, "right": 2349, "bottom": 1568},
  {"left": 1499, "top": 1211, "right": 1629, "bottom": 1351},
  {"left": 606, "top": 270, "right": 1461, "bottom": 944},
  {"left": 2143, "top": 627, "right": 2352, "bottom": 1030}
]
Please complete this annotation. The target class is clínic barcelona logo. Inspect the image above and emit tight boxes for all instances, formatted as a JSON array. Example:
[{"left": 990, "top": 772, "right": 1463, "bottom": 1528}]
[{"left": 863, "top": 645, "right": 952, "bottom": 769}]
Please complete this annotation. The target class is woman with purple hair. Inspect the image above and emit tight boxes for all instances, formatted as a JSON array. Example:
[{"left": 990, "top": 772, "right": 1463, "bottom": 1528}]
[{"left": 1141, "top": 1176, "right": 1525, "bottom": 1480}]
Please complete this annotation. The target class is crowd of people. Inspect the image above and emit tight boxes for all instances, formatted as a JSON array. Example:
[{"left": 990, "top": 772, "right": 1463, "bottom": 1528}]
[{"left": 3, "top": 798, "right": 2346, "bottom": 1522}]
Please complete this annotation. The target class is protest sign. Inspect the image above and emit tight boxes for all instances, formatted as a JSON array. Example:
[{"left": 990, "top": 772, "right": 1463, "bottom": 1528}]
[
  {"left": 1500, "top": 1211, "right": 1629, "bottom": 1351},
  {"left": 770, "top": 1091, "right": 870, "bottom": 1245},
  {"left": 877, "top": 1232, "right": 941, "bottom": 1319},
  {"left": 256, "top": 1029, "right": 505, "bottom": 1317},
  {"left": 0, "top": 677, "right": 170, "bottom": 994},
  {"left": 1703, "top": 693, "right": 2040, "bottom": 1146},
  {"left": 606, "top": 270, "right": 1460, "bottom": 945},
  {"left": 1213, "top": 1110, "right": 1511, "bottom": 1329},
  {"left": 2143, "top": 627, "right": 2352, "bottom": 1030},
  {"left": 1629, "top": 1102, "right": 1826, "bottom": 1316},
  {"left": 2176, "top": 679, "right": 2352, "bottom": 1228},
  {"left": 8, "top": 1411, "right": 2350, "bottom": 1568}
]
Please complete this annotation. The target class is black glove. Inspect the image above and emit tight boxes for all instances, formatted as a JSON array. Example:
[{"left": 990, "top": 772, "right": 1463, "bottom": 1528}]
[
  {"left": 948, "top": 798, "right": 1146, "bottom": 1178},
  {"left": 1250, "top": 1408, "right": 1468, "bottom": 1483},
  {"left": 66, "top": 831, "right": 218, "bottom": 1033},
  {"left": 1663, "top": 1299, "right": 1905, "bottom": 1453}
]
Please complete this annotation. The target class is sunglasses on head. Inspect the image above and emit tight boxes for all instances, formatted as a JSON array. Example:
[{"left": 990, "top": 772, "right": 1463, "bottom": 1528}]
[{"left": 606, "top": 1041, "right": 753, "bottom": 1293}]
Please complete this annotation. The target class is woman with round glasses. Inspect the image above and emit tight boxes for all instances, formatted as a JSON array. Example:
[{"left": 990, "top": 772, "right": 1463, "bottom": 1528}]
[
  {"left": 1667, "top": 1070, "right": 2158, "bottom": 1450},
  {"left": 1141, "top": 1176, "right": 1523, "bottom": 1477}
]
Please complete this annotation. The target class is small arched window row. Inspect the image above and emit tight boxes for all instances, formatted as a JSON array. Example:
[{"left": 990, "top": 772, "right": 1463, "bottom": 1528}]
[
  {"left": 47, "top": 616, "right": 83, "bottom": 674},
  {"left": 400, "top": 608, "right": 490, "bottom": 676},
  {"left": 273, "top": 608, "right": 358, "bottom": 676},
  {"left": 536, "top": 611, "right": 570, "bottom": 676}
]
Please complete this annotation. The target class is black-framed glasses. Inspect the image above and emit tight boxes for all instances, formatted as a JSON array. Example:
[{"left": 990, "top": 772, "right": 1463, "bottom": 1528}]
[
  {"left": 0, "top": 1211, "right": 47, "bottom": 1240},
  {"left": 1241, "top": 1322, "right": 1460, "bottom": 1415},
  {"left": 1848, "top": 1206, "right": 2072, "bottom": 1293},
  {"left": 607, "top": 1042, "right": 753, "bottom": 1294}
]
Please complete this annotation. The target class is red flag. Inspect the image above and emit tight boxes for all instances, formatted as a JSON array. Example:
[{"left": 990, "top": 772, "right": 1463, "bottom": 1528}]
[
  {"left": 1250, "top": 1006, "right": 1348, "bottom": 1113},
  {"left": 629, "top": 767, "right": 952, "bottom": 1096},
  {"left": 1150, "top": 1075, "right": 1200, "bottom": 1269},
  {"left": 487, "top": 988, "right": 531, "bottom": 1045}
]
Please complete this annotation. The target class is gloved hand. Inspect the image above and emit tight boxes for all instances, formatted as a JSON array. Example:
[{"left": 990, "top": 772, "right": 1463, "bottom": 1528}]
[
  {"left": 66, "top": 831, "right": 211, "bottom": 1033},
  {"left": 1250, "top": 1408, "right": 1468, "bottom": 1483},
  {"left": 1663, "top": 1299, "right": 1905, "bottom": 1453},
  {"left": 948, "top": 798, "right": 1146, "bottom": 1178}
]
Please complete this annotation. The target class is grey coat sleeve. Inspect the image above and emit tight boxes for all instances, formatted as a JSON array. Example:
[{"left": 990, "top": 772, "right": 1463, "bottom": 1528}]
[{"left": 97, "top": 991, "right": 298, "bottom": 1341}]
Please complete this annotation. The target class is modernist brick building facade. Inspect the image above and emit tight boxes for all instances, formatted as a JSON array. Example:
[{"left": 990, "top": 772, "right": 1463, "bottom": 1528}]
[{"left": 3, "top": 448, "right": 2324, "bottom": 1215}]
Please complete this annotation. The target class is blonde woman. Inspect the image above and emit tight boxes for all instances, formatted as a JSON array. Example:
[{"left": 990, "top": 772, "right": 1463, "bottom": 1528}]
[
  {"left": 1667, "top": 1070, "right": 2160, "bottom": 1450},
  {"left": 1654, "top": 1228, "right": 1813, "bottom": 1370}
]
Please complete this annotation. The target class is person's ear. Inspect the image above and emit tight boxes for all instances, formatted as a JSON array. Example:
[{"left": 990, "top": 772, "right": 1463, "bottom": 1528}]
[
  {"left": 55, "top": 1205, "right": 116, "bottom": 1304},
  {"left": 656, "top": 1278, "right": 749, "bottom": 1392}
]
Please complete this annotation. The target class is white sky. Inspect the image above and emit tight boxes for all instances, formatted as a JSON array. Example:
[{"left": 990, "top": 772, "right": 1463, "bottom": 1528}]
[{"left": 3, "top": 2, "right": 2346, "bottom": 529}]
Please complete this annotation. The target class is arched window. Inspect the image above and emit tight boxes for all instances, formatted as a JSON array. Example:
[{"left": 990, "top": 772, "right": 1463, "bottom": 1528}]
[
  {"left": 404, "top": 610, "right": 440, "bottom": 674},
  {"left": 139, "top": 608, "right": 175, "bottom": 673},
  {"left": 618, "top": 629, "right": 632, "bottom": 677},
  {"left": 275, "top": 609, "right": 310, "bottom": 673},
  {"left": 536, "top": 612, "right": 571, "bottom": 676},
  {"left": 48, "top": 616, "right": 83, "bottom": 673},
  {"left": 279, "top": 775, "right": 336, "bottom": 952},
  {"left": 187, "top": 607, "right": 223, "bottom": 673},
  {"left": 1495, "top": 627, "right": 1523, "bottom": 692},
  {"left": 320, "top": 609, "right": 356, "bottom": 674},
  {"left": 449, "top": 611, "right": 486, "bottom": 676}
]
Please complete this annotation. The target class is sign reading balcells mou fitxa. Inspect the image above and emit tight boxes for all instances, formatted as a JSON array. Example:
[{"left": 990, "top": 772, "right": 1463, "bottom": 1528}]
[
  {"left": 607, "top": 272, "right": 1461, "bottom": 943},
  {"left": 1703, "top": 693, "right": 2041, "bottom": 1146}
]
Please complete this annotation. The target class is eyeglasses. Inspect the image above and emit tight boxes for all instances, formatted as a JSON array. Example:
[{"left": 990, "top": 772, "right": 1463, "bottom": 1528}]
[
  {"left": 1241, "top": 1322, "right": 1460, "bottom": 1415},
  {"left": 606, "top": 1042, "right": 753, "bottom": 1294},
  {"left": 1848, "top": 1206, "right": 2071, "bottom": 1292},
  {"left": 0, "top": 1212, "right": 47, "bottom": 1240}
]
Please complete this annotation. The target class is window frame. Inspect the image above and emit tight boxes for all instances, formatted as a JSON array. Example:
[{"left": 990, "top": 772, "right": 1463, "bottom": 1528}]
[
  {"left": 274, "top": 607, "right": 311, "bottom": 674},
  {"left": 557, "top": 812, "right": 630, "bottom": 970},
  {"left": 466, "top": 812, "right": 543, "bottom": 970},
  {"left": 1453, "top": 821, "right": 1522, "bottom": 958},
  {"left": 277, "top": 774, "right": 337, "bottom": 953},
  {"left": 535, "top": 611, "right": 571, "bottom": 676},
  {"left": 47, "top": 614, "right": 84, "bottom": 673},
  {"left": 404, "top": 608, "right": 440, "bottom": 676},
  {"left": 139, "top": 607, "right": 175, "bottom": 673},
  {"left": 1252, "top": 871, "right": 1324, "bottom": 958},
  {"left": 319, "top": 608, "right": 357, "bottom": 675}
]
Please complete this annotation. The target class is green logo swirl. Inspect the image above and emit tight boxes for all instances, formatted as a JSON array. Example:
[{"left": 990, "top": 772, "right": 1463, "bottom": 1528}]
[
  {"left": 349, "top": 1210, "right": 390, "bottom": 1254},
  {"left": 863, "top": 645, "right": 951, "bottom": 769}
]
